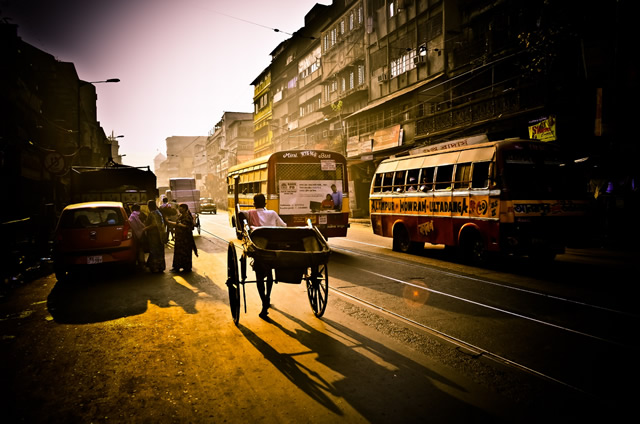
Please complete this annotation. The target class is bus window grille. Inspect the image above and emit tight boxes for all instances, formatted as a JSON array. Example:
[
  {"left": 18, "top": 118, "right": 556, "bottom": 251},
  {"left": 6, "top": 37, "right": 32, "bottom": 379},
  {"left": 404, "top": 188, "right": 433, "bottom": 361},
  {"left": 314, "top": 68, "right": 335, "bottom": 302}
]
[{"left": 276, "top": 164, "right": 345, "bottom": 184}]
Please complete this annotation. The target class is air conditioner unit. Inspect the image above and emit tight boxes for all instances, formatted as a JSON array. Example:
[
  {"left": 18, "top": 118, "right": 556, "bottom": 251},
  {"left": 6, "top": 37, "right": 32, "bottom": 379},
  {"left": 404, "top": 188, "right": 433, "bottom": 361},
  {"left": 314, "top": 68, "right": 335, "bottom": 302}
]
[
  {"left": 322, "top": 130, "right": 329, "bottom": 138},
  {"left": 378, "top": 73, "right": 388, "bottom": 82},
  {"left": 413, "top": 56, "right": 426, "bottom": 65}
]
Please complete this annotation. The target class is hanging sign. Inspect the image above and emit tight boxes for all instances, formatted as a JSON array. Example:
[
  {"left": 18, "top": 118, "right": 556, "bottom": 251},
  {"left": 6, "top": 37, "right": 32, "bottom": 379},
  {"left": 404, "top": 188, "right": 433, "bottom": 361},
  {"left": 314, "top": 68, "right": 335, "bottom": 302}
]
[
  {"left": 528, "top": 115, "right": 557, "bottom": 142},
  {"left": 43, "top": 152, "right": 66, "bottom": 175}
]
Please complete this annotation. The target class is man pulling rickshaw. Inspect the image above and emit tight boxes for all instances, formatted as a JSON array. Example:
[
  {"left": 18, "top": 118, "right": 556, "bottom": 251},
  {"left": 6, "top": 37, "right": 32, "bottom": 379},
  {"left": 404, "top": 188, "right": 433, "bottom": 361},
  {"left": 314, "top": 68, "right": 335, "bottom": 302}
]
[
  {"left": 244, "top": 193, "right": 286, "bottom": 318},
  {"left": 226, "top": 186, "right": 330, "bottom": 325}
]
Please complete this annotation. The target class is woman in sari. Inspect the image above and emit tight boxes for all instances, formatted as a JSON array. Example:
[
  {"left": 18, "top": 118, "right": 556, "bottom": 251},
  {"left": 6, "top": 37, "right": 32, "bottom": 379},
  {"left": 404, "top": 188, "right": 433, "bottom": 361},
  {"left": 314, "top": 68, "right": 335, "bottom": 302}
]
[
  {"left": 170, "top": 203, "right": 197, "bottom": 272},
  {"left": 128, "top": 203, "right": 146, "bottom": 267},
  {"left": 144, "top": 200, "right": 166, "bottom": 273}
]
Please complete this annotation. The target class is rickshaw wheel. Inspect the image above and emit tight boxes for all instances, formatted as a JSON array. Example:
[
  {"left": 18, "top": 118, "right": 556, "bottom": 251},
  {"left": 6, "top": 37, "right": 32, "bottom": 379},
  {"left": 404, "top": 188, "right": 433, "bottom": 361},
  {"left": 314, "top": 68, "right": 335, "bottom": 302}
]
[
  {"left": 226, "top": 242, "right": 241, "bottom": 325},
  {"left": 196, "top": 215, "right": 201, "bottom": 235},
  {"left": 305, "top": 263, "right": 328, "bottom": 317}
]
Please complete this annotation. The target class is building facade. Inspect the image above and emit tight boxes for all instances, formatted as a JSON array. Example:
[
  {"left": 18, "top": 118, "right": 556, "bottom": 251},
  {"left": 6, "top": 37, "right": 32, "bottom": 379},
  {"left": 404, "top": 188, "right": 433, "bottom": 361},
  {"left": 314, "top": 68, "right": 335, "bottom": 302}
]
[
  {"left": 205, "top": 112, "right": 254, "bottom": 206},
  {"left": 249, "top": 0, "right": 637, "bottom": 226},
  {"left": 1, "top": 24, "right": 113, "bottom": 220}
]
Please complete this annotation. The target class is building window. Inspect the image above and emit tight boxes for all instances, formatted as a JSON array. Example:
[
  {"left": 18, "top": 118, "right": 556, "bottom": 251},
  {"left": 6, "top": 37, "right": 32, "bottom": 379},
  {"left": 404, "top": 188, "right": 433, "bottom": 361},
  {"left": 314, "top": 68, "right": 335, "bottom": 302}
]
[
  {"left": 390, "top": 49, "right": 416, "bottom": 78},
  {"left": 426, "top": 12, "right": 443, "bottom": 41},
  {"left": 311, "top": 59, "right": 320, "bottom": 73},
  {"left": 358, "top": 64, "right": 365, "bottom": 86},
  {"left": 389, "top": 2, "right": 395, "bottom": 18},
  {"left": 257, "top": 93, "right": 268, "bottom": 110}
]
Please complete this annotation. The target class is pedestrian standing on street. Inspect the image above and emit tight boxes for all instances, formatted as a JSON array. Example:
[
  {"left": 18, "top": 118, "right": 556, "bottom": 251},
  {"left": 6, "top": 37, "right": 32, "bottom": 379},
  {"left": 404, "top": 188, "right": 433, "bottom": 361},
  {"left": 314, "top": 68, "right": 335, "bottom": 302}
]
[
  {"left": 159, "top": 197, "right": 176, "bottom": 242},
  {"left": 143, "top": 200, "right": 166, "bottom": 273},
  {"left": 169, "top": 203, "right": 197, "bottom": 272},
  {"left": 128, "top": 203, "right": 146, "bottom": 267},
  {"left": 246, "top": 193, "right": 286, "bottom": 318}
]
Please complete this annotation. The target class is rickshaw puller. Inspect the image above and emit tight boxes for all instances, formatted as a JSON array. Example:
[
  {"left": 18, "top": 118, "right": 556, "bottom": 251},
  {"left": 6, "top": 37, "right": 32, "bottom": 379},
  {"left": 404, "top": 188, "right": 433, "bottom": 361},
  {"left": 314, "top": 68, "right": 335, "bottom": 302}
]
[{"left": 245, "top": 194, "right": 286, "bottom": 318}]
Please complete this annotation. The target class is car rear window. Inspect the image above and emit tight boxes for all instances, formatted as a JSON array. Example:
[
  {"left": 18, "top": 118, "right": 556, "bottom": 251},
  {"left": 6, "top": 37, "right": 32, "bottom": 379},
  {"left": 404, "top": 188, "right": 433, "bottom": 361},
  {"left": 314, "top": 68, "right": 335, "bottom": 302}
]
[{"left": 60, "top": 207, "right": 124, "bottom": 229}]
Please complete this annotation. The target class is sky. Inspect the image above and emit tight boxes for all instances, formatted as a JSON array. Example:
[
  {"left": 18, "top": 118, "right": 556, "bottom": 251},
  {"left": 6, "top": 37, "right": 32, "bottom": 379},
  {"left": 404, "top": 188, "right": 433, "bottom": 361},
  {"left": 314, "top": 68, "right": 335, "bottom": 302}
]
[{"left": 2, "top": 0, "right": 329, "bottom": 169}]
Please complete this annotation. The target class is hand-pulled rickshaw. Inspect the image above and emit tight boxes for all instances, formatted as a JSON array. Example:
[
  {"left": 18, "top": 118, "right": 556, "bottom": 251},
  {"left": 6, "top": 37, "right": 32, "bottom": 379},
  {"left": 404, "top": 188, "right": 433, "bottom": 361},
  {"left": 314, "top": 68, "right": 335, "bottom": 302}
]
[{"left": 225, "top": 183, "right": 331, "bottom": 325}]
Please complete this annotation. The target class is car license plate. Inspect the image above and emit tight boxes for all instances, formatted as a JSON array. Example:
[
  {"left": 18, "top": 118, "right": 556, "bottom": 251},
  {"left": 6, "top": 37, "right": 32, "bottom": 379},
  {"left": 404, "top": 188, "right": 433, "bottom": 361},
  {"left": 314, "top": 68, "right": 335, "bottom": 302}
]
[{"left": 87, "top": 255, "right": 103, "bottom": 264}]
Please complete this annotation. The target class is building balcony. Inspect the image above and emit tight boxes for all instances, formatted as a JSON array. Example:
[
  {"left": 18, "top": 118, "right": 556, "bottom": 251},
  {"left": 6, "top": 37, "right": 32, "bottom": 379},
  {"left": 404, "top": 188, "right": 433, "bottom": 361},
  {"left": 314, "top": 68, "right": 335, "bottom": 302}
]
[{"left": 415, "top": 82, "right": 542, "bottom": 139}]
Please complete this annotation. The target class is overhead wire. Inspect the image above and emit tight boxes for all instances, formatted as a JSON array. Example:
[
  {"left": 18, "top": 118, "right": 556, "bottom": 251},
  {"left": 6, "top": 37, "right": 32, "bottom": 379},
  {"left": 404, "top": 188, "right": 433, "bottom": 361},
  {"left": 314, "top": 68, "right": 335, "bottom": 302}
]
[
  {"left": 346, "top": 51, "right": 526, "bottom": 139},
  {"left": 170, "top": 3, "right": 526, "bottom": 156}
]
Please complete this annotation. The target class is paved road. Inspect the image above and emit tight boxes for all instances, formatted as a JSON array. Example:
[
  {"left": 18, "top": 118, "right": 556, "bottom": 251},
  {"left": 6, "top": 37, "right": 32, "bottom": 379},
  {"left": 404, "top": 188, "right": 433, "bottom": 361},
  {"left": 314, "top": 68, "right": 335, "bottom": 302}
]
[{"left": 0, "top": 214, "right": 633, "bottom": 423}]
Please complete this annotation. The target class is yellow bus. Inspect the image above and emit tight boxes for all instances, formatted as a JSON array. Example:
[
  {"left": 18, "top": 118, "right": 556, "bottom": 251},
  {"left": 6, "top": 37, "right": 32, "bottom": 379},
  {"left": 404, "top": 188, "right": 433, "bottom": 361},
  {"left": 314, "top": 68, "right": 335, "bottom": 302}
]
[
  {"left": 370, "top": 138, "right": 589, "bottom": 264},
  {"left": 228, "top": 150, "right": 349, "bottom": 238}
]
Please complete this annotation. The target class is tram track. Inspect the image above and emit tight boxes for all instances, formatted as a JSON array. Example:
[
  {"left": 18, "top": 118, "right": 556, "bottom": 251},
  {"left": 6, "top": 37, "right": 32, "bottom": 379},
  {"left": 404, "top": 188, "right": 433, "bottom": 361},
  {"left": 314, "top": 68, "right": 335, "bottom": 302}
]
[
  {"left": 331, "top": 244, "right": 638, "bottom": 320},
  {"left": 325, "top": 243, "right": 640, "bottom": 401},
  {"left": 197, "top": 223, "right": 630, "bottom": 400},
  {"left": 328, "top": 285, "right": 593, "bottom": 397}
]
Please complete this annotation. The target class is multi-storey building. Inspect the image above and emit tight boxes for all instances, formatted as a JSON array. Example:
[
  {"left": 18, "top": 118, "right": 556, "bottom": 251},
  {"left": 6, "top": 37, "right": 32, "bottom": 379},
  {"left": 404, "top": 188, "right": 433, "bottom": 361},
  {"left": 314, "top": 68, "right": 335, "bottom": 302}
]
[
  {"left": 1, "top": 23, "right": 112, "bottom": 219},
  {"left": 292, "top": 4, "right": 335, "bottom": 152},
  {"left": 320, "top": 0, "right": 366, "bottom": 149},
  {"left": 205, "top": 112, "right": 253, "bottom": 205},
  {"left": 160, "top": 136, "right": 206, "bottom": 193},
  {"left": 251, "top": 68, "right": 273, "bottom": 157},
  {"left": 192, "top": 141, "right": 207, "bottom": 196},
  {"left": 256, "top": 4, "right": 335, "bottom": 156},
  {"left": 249, "top": 0, "right": 637, "bottom": 234},
  {"left": 1, "top": 22, "right": 117, "bottom": 269},
  {"left": 226, "top": 113, "right": 254, "bottom": 165},
  {"left": 320, "top": 0, "right": 369, "bottom": 215}
]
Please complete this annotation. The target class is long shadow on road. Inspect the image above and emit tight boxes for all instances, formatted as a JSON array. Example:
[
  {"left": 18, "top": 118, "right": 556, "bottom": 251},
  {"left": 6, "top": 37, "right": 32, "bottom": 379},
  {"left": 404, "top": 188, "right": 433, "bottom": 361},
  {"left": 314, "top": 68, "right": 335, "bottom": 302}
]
[
  {"left": 238, "top": 306, "right": 505, "bottom": 423},
  {"left": 47, "top": 269, "right": 201, "bottom": 324}
]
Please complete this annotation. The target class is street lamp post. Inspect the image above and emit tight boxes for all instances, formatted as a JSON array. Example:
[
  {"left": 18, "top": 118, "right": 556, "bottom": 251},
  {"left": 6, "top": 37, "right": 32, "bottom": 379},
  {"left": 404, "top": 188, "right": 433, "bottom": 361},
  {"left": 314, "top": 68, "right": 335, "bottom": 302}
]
[{"left": 88, "top": 78, "right": 121, "bottom": 84}]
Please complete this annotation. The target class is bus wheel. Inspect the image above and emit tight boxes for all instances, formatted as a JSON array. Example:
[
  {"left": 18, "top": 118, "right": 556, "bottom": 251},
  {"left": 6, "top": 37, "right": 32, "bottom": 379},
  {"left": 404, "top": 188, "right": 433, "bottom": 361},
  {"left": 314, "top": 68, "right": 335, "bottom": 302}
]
[
  {"left": 461, "top": 232, "right": 487, "bottom": 266},
  {"left": 393, "top": 225, "right": 421, "bottom": 253}
]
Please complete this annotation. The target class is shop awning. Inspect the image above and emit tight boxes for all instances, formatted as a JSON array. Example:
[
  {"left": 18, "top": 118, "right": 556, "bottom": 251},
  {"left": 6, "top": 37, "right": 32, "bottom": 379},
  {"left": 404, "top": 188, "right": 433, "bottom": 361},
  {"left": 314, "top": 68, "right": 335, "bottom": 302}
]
[{"left": 346, "top": 72, "right": 444, "bottom": 119}]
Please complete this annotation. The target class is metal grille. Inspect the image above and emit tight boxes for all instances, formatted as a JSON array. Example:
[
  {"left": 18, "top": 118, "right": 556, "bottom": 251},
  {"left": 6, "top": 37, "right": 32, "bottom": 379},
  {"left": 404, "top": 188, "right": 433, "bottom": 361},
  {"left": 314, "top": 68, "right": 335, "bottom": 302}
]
[{"left": 276, "top": 163, "right": 344, "bottom": 183}]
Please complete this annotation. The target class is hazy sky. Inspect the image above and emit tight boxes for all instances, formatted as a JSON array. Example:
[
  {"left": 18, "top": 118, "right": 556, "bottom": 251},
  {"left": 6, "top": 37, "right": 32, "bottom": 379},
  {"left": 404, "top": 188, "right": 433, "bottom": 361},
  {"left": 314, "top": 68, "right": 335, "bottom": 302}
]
[{"left": 2, "top": 0, "right": 329, "bottom": 169}]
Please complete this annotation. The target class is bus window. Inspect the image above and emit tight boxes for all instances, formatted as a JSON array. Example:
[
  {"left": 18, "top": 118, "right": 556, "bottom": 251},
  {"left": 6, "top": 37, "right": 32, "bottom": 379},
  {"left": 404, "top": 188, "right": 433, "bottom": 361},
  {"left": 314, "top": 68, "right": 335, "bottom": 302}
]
[
  {"left": 373, "top": 173, "right": 384, "bottom": 193},
  {"left": 393, "top": 171, "right": 406, "bottom": 192},
  {"left": 435, "top": 165, "right": 454, "bottom": 190},
  {"left": 383, "top": 173, "right": 394, "bottom": 192},
  {"left": 420, "top": 167, "right": 434, "bottom": 191},
  {"left": 471, "top": 162, "right": 491, "bottom": 188},
  {"left": 406, "top": 169, "right": 420, "bottom": 192},
  {"left": 454, "top": 163, "right": 472, "bottom": 189}
]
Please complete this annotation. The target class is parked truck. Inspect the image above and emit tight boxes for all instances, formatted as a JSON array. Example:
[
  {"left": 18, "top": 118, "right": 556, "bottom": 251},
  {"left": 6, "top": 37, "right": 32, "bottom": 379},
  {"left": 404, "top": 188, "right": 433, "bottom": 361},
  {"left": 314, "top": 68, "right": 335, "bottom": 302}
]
[
  {"left": 165, "top": 178, "right": 201, "bottom": 234},
  {"left": 70, "top": 165, "right": 159, "bottom": 207}
]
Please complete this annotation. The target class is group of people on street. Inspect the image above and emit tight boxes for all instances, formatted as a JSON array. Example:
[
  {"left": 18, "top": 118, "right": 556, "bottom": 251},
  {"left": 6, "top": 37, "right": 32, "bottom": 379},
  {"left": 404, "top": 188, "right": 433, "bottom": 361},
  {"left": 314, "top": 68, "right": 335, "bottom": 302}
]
[
  {"left": 127, "top": 199, "right": 197, "bottom": 274},
  {"left": 127, "top": 191, "right": 320, "bottom": 321}
]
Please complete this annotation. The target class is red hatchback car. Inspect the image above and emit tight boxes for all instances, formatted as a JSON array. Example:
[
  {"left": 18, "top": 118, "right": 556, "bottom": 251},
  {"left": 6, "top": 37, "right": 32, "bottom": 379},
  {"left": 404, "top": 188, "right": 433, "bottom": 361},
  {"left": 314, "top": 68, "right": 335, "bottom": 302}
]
[{"left": 53, "top": 201, "right": 136, "bottom": 280}]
